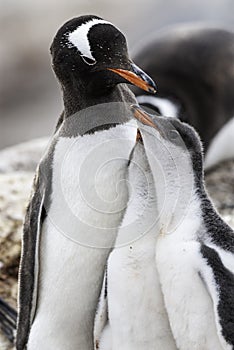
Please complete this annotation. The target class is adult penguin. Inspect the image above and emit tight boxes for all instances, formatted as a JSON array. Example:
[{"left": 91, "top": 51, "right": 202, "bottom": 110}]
[
  {"left": 133, "top": 24, "right": 234, "bottom": 169},
  {"left": 16, "top": 15, "right": 156, "bottom": 350}
]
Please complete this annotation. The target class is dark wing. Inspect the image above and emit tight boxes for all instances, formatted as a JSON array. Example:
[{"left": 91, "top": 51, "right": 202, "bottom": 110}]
[
  {"left": 200, "top": 244, "right": 234, "bottom": 349},
  {"left": 16, "top": 170, "right": 46, "bottom": 350},
  {"left": 16, "top": 109, "right": 63, "bottom": 349}
]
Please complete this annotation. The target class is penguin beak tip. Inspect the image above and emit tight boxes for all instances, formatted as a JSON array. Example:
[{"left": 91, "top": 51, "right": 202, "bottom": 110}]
[
  {"left": 131, "top": 104, "right": 160, "bottom": 131},
  {"left": 107, "top": 63, "right": 157, "bottom": 94}
]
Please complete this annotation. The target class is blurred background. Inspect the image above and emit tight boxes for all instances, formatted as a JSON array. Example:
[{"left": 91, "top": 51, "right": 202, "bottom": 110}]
[{"left": 1, "top": 0, "right": 234, "bottom": 149}]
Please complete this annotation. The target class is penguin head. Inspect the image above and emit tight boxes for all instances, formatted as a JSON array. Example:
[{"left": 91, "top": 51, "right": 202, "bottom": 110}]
[
  {"left": 131, "top": 105, "right": 204, "bottom": 181},
  {"left": 50, "top": 15, "right": 156, "bottom": 96}
]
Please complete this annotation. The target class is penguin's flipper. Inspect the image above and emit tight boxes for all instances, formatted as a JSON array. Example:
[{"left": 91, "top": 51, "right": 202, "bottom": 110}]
[
  {"left": 199, "top": 244, "right": 234, "bottom": 349},
  {"left": 0, "top": 297, "right": 17, "bottom": 343},
  {"left": 16, "top": 170, "right": 46, "bottom": 350},
  {"left": 94, "top": 269, "right": 110, "bottom": 350}
]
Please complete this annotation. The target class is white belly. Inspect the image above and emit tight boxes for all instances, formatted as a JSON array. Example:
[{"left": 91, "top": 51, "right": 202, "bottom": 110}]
[
  {"left": 156, "top": 238, "right": 224, "bottom": 350},
  {"left": 28, "top": 123, "right": 137, "bottom": 350},
  {"left": 105, "top": 142, "right": 177, "bottom": 350},
  {"left": 107, "top": 239, "right": 177, "bottom": 350}
]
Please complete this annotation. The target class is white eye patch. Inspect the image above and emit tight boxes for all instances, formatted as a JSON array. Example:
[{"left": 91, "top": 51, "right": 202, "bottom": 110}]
[
  {"left": 81, "top": 56, "right": 96, "bottom": 65},
  {"left": 68, "top": 19, "right": 117, "bottom": 65}
]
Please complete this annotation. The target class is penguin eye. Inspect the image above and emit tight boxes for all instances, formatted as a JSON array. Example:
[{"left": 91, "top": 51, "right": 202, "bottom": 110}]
[{"left": 81, "top": 55, "right": 96, "bottom": 65}]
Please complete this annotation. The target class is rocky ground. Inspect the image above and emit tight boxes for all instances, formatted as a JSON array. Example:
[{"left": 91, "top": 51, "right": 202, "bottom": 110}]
[
  {"left": 0, "top": 139, "right": 47, "bottom": 350},
  {"left": 206, "top": 160, "right": 234, "bottom": 228},
  {"left": 0, "top": 140, "right": 234, "bottom": 349}
]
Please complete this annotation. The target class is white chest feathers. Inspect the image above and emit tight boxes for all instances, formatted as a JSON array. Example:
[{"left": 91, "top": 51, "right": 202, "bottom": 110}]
[
  {"left": 99, "top": 142, "right": 177, "bottom": 350},
  {"left": 49, "top": 122, "right": 137, "bottom": 247},
  {"left": 27, "top": 123, "right": 137, "bottom": 350}
]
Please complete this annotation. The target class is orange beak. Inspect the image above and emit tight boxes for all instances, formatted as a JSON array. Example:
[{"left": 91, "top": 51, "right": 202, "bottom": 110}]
[
  {"left": 108, "top": 63, "right": 157, "bottom": 94},
  {"left": 131, "top": 104, "right": 161, "bottom": 133}
]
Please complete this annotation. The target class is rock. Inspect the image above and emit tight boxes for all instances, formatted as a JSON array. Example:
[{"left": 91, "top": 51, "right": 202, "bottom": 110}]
[
  {"left": 0, "top": 138, "right": 49, "bottom": 173},
  {"left": 0, "top": 172, "right": 33, "bottom": 306},
  {"left": 0, "top": 172, "right": 33, "bottom": 246},
  {"left": 0, "top": 333, "right": 13, "bottom": 350},
  {"left": 0, "top": 171, "right": 34, "bottom": 349},
  {"left": 206, "top": 159, "right": 234, "bottom": 228}
]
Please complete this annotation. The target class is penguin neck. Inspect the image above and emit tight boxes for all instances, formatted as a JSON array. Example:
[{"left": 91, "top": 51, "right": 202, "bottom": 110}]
[
  {"left": 192, "top": 159, "right": 234, "bottom": 249},
  {"left": 155, "top": 147, "right": 204, "bottom": 239},
  {"left": 160, "top": 150, "right": 231, "bottom": 244},
  {"left": 62, "top": 82, "right": 136, "bottom": 118}
]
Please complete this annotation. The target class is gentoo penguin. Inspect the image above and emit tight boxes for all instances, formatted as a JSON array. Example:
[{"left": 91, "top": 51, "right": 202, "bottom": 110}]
[
  {"left": 135, "top": 106, "right": 234, "bottom": 349},
  {"left": 94, "top": 124, "right": 178, "bottom": 350},
  {"left": 16, "top": 15, "right": 156, "bottom": 350},
  {"left": 132, "top": 25, "right": 234, "bottom": 169},
  {"left": 96, "top": 105, "right": 234, "bottom": 350}
]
